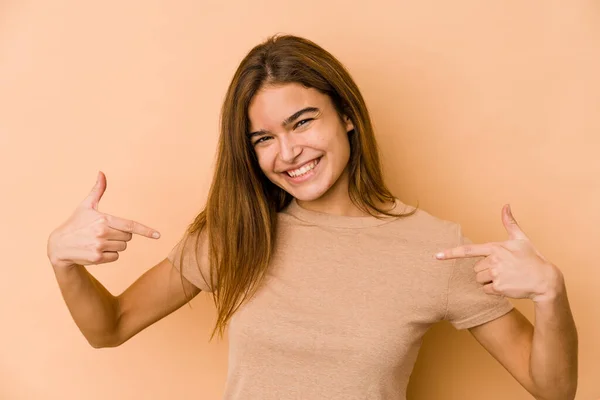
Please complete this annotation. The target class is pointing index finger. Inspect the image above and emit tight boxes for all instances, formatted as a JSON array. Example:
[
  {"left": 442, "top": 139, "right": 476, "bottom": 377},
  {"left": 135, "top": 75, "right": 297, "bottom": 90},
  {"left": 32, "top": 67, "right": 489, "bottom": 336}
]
[
  {"left": 105, "top": 214, "right": 160, "bottom": 239},
  {"left": 436, "top": 243, "right": 493, "bottom": 260}
]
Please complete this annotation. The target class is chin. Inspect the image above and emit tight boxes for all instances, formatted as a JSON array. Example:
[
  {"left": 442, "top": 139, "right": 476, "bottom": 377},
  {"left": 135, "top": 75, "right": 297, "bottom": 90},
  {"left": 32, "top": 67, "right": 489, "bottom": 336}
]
[
  {"left": 283, "top": 180, "right": 335, "bottom": 202},
  {"left": 289, "top": 191, "right": 326, "bottom": 202}
]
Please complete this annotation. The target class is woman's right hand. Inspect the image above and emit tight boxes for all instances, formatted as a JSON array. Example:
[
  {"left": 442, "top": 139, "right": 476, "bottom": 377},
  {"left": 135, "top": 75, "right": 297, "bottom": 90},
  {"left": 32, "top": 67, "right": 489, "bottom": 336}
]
[{"left": 47, "top": 171, "right": 161, "bottom": 270}]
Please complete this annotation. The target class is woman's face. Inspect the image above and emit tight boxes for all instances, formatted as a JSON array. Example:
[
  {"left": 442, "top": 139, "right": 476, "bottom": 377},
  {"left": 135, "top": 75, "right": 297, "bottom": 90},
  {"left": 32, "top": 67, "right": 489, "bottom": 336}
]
[{"left": 247, "top": 82, "right": 354, "bottom": 202}]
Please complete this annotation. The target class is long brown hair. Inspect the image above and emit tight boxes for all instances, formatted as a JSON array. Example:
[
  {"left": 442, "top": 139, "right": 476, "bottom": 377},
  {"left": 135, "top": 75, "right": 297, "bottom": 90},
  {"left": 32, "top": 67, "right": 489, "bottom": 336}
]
[{"left": 175, "top": 34, "right": 418, "bottom": 341}]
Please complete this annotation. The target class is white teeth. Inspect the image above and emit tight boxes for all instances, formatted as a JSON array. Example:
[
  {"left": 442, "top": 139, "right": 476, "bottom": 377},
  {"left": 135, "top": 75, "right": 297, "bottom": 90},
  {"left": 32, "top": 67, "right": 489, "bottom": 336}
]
[{"left": 287, "top": 158, "right": 318, "bottom": 177}]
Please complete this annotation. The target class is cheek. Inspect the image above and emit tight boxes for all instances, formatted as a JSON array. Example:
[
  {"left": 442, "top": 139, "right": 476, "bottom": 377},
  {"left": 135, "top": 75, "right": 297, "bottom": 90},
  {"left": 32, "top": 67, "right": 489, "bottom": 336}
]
[
  {"left": 255, "top": 149, "right": 276, "bottom": 174},
  {"left": 326, "top": 127, "right": 351, "bottom": 160}
]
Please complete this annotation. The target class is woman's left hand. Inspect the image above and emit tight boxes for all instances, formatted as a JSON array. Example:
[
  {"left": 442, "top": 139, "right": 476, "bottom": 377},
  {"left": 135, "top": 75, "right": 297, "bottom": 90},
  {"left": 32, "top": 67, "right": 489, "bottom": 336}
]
[{"left": 435, "top": 204, "right": 565, "bottom": 303}]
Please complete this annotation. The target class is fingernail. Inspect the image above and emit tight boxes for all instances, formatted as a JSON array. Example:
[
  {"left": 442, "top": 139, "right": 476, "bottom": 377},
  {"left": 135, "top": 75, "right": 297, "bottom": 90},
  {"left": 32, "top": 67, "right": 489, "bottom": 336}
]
[
  {"left": 152, "top": 232, "right": 160, "bottom": 239},
  {"left": 435, "top": 252, "right": 445, "bottom": 259}
]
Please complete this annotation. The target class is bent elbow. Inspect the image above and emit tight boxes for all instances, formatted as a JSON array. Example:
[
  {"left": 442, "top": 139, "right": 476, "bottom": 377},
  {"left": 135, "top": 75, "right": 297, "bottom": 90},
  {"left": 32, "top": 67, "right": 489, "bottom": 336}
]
[
  {"left": 86, "top": 333, "right": 123, "bottom": 349},
  {"left": 534, "top": 385, "right": 577, "bottom": 400}
]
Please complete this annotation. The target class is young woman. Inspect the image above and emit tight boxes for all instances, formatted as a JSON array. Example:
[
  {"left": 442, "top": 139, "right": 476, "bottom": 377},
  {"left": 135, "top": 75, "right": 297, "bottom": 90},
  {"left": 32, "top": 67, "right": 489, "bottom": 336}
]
[{"left": 47, "top": 34, "right": 578, "bottom": 399}]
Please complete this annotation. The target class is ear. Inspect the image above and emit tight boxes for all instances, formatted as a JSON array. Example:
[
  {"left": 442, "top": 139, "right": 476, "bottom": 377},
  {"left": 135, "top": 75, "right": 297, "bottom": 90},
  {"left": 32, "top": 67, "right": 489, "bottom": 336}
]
[{"left": 343, "top": 115, "right": 354, "bottom": 133}]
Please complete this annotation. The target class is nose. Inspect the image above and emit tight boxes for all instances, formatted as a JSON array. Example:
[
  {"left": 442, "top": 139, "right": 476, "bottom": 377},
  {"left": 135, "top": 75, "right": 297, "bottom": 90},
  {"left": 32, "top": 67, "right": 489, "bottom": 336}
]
[{"left": 278, "top": 134, "right": 302, "bottom": 164}]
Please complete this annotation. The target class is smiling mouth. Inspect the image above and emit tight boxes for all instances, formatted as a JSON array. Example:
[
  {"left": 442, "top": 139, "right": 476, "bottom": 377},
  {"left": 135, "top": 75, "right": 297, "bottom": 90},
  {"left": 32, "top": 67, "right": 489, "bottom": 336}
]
[{"left": 284, "top": 157, "right": 321, "bottom": 178}]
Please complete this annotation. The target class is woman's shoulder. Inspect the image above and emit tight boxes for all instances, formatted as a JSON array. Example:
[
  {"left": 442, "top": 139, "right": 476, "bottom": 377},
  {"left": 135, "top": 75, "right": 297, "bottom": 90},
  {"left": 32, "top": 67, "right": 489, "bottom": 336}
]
[{"left": 385, "top": 199, "right": 462, "bottom": 244}]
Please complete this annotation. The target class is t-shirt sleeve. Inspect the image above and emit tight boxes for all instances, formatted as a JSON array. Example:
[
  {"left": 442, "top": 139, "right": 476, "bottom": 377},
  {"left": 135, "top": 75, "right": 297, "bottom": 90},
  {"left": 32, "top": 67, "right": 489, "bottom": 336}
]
[
  {"left": 444, "top": 225, "right": 514, "bottom": 330},
  {"left": 167, "top": 229, "right": 214, "bottom": 293}
]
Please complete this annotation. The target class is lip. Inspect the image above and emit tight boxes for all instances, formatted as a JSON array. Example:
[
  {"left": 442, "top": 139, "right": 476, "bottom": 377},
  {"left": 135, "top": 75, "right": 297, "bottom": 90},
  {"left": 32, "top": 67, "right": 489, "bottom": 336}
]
[{"left": 282, "top": 157, "right": 321, "bottom": 184}]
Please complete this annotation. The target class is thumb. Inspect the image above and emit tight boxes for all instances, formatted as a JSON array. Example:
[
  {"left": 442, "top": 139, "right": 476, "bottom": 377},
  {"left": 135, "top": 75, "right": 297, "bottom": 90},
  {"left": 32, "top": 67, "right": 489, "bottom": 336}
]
[
  {"left": 81, "top": 171, "right": 107, "bottom": 210},
  {"left": 502, "top": 204, "right": 527, "bottom": 240}
]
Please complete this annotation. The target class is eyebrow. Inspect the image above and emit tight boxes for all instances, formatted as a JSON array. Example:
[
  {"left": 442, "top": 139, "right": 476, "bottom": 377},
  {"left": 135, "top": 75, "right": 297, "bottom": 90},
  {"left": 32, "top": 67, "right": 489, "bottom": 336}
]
[{"left": 248, "top": 106, "right": 320, "bottom": 139}]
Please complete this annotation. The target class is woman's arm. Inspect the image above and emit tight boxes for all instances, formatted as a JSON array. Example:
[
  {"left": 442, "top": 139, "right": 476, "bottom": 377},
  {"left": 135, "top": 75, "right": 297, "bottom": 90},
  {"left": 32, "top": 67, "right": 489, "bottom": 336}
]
[
  {"left": 436, "top": 204, "right": 578, "bottom": 399},
  {"left": 52, "top": 256, "right": 201, "bottom": 348},
  {"left": 469, "top": 271, "right": 578, "bottom": 400},
  {"left": 48, "top": 171, "right": 201, "bottom": 348}
]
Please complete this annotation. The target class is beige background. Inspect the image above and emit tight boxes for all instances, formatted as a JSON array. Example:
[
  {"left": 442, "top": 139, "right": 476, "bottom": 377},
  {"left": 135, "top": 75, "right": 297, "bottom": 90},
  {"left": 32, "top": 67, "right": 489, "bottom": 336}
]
[{"left": 1, "top": 1, "right": 598, "bottom": 399}]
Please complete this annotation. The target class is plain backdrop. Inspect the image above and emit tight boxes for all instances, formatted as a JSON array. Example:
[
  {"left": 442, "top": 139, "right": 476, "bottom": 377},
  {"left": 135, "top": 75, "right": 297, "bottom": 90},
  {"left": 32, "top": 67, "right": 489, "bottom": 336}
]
[{"left": 1, "top": 1, "right": 598, "bottom": 399}]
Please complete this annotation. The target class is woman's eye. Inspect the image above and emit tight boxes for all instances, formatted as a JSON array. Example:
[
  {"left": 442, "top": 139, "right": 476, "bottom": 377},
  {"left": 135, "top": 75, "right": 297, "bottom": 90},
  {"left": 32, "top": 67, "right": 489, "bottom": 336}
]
[
  {"left": 254, "top": 136, "right": 271, "bottom": 145},
  {"left": 294, "top": 118, "right": 313, "bottom": 129}
]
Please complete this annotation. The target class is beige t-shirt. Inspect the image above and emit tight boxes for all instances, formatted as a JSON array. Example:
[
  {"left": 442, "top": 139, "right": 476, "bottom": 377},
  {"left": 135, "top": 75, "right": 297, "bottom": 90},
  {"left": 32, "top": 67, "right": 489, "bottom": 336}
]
[{"left": 168, "top": 198, "right": 513, "bottom": 400}]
